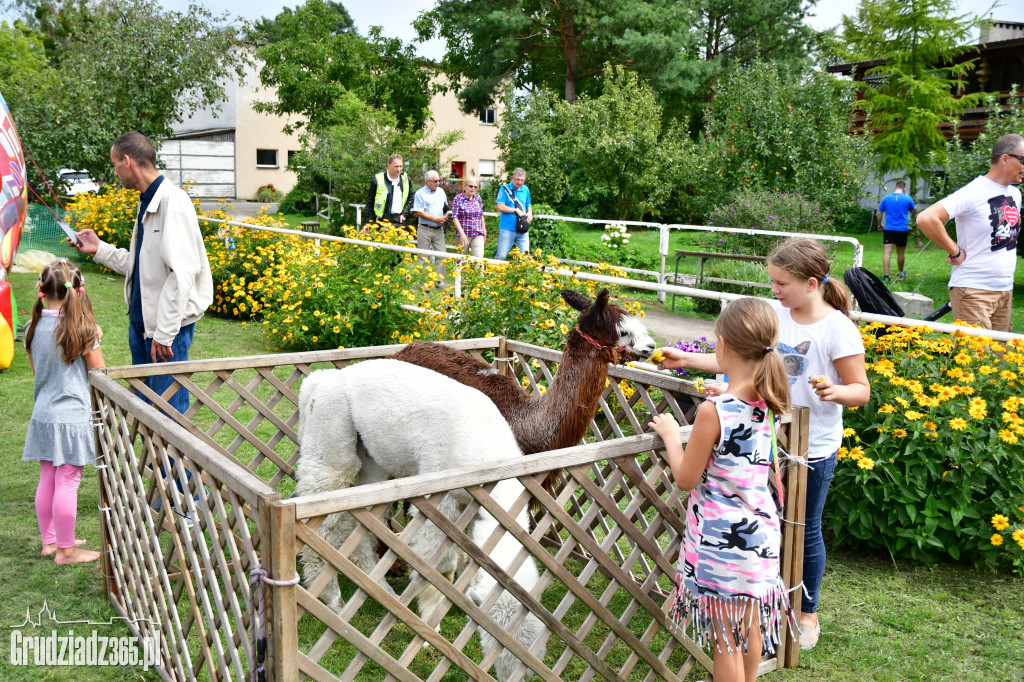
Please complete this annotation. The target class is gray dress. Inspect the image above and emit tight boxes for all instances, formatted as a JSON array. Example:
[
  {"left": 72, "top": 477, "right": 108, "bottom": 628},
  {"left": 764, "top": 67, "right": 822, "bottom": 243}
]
[{"left": 22, "top": 313, "right": 96, "bottom": 467}]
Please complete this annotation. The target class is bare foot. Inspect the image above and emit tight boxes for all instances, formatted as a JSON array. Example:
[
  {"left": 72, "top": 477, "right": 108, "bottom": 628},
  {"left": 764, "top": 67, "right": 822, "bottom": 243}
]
[
  {"left": 42, "top": 539, "right": 86, "bottom": 556},
  {"left": 54, "top": 547, "right": 101, "bottom": 564}
]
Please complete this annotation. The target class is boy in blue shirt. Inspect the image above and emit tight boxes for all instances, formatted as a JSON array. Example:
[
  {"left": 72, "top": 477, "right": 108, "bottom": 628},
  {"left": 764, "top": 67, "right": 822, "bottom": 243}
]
[{"left": 877, "top": 180, "right": 916, "bottom": 281}]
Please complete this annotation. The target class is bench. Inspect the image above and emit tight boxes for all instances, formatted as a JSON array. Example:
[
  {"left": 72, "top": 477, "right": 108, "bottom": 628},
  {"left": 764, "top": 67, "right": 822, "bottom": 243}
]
[
  {"left": 672, "top": 249, "right": 769, "bottom": 310},
  {"left": 301, "top": 220, "right": 320, "bottom": 233}
]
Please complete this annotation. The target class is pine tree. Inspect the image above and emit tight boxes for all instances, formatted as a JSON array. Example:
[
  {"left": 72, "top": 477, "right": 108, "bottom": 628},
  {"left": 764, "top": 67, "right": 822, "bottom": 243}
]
[{"left": 841, "top": 0, "right": 983, "bottom": 197}]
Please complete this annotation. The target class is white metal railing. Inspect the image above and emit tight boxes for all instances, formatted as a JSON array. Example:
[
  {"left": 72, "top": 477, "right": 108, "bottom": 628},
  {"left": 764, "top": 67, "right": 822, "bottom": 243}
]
[
  {"left": 196, "top": 215, "right": 1023, "bottom": 342},
  {"left": 342, "top": 201, "right": 863, "bottom": 304}
]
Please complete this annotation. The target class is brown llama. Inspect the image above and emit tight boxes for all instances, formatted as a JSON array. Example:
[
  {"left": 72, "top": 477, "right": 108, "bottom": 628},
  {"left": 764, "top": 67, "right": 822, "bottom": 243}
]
[{"left": 391, "top": 288, "right": 656, "bottom": 456}]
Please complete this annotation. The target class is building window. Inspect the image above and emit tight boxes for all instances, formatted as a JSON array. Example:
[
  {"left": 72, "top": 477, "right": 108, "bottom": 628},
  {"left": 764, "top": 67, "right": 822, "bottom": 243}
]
[
  {"left": 256, "top": 149, "right": 279, "bottom": 168},
  {"left": 479, "top": 108, "right": 496, "bottom": 125},
  {"left": 287, "top": 150, "right": 302, "bottom": 169},
  {"left": 478, "top": 160, "right": 495, "bottom": 177}
]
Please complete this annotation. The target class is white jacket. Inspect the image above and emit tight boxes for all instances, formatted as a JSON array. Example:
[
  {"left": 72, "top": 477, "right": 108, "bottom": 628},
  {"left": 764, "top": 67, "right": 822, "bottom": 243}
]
[{"left": 94, "top": 178, "right": 213, "bottom": 346}]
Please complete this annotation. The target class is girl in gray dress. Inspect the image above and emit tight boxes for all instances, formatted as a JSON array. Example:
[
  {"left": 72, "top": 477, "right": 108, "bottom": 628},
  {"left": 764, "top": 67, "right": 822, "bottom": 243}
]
[{"left": 23, "top": 259, "right": 104, "bottom": 564}]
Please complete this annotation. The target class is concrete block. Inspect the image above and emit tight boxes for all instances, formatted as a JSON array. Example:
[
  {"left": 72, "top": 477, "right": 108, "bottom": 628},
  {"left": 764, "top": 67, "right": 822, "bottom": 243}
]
[{"left": 892, "top": 291, "right": 935, "bottom": 319}]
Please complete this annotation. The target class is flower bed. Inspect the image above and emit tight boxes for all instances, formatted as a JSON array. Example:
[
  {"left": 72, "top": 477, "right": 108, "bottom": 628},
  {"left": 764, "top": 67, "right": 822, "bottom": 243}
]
[{"left": 829, "top": 322, "right": 1024, "bottom": 574}]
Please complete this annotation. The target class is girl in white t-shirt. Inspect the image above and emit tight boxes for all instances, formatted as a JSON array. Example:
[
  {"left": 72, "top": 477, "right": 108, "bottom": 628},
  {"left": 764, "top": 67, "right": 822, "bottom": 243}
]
[{"left": 658, "top": 238, "right": 870, "bottom": 650}]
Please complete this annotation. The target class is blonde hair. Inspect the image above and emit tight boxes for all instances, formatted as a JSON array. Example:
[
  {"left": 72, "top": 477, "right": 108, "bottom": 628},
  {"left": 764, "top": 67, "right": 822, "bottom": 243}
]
[
  {"left": 25, "top": 259, "right": 99, "bottom": 364},
  {"left": 715, "top": 298, "right": 789, "bottom": 417},
  {"left": 768, "top": 238, "right": 851, "bottom": 316}
]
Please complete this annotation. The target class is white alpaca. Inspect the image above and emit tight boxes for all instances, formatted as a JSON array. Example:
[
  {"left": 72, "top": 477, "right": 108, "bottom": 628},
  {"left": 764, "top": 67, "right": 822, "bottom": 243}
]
[
  {"left": 467, "top": 478, "right": 547, "bottom": 681},
  {"left": 295, "top": 359, "right": 547, "bottom": 680}
]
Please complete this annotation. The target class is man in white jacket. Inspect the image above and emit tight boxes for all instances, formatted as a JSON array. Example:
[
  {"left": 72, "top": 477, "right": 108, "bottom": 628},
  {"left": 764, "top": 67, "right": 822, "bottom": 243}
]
[{"left": 74, "top": 132, "right": 213, "bottom": 414}]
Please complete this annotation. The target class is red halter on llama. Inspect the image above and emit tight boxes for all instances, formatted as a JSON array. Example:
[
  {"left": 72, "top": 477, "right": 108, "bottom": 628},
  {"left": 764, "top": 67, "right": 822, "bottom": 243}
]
[{"left": 392, "top": 288, "right": 657, "bottom": 456}]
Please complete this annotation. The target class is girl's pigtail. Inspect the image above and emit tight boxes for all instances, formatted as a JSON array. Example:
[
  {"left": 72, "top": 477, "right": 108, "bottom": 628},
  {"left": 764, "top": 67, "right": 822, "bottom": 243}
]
[
  {"left": 23, "top": 279, "right": 47, "bottom": 355},
  {"left": 755, "top": 351, "right": 790, "bottom": 418},
  {"left": 821, "top": 277, "right": 852, "bottom": 317}
]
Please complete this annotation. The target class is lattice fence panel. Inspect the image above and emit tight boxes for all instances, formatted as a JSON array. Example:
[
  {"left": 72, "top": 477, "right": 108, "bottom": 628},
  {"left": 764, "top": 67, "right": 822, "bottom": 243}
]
[
  {"left": 92, "top": 338, "right": 804, "bottom": 681},
  {"left": 92, "top": 373, "right": 280, "bottom": 682},
  {"left": 286, "top": 434, "right": 713, "bottom": 682},
  {"left": 99, "top": 340, "right": 504, "bottom": 498}
]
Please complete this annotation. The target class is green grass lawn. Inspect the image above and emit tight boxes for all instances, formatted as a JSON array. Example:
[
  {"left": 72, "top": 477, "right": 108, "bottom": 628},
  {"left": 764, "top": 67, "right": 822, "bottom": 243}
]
[{"left": 4, "top": 249, "right": 1021, "bottom": 680}]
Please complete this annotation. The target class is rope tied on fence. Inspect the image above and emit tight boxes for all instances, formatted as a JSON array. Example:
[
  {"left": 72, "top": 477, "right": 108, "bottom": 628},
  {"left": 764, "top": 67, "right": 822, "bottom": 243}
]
[{"left": 248, "top": 565, "right": 300, "bottom": 682}]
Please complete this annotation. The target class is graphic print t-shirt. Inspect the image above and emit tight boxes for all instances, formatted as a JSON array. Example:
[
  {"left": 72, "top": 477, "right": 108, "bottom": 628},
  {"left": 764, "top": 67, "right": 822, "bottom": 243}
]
[
  {"left": 938, "top": 175, "right": 1022, "bottom": 291},
  {"left": 772, "top": 303, "right": 864, "bottom": 460}
]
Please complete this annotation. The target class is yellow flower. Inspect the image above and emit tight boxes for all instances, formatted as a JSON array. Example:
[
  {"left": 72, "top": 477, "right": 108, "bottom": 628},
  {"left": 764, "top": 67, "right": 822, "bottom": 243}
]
[
  {"left": 857, "top": 457, "right": 875, "bottom": 470},
  {"left": 893, "top": 429, "right": 907, "bottom": 438},
  {"left": 878, "top": 404, "right": 896, "bottom": 414},
  {"left": 842, "top": 427, "right": 856, "bottom": 437},
  {"left": 849, "top": 446, "right": 865, "bottom": 460},
  {"left": 998, "top": 429, "right": 1018, "bottom": 444},
  {"left": 991, "top": 514, "right": 1010, "bottom": 531},
  {"left": 990, "top": 533, "right": 1003, "bottom": 546},
  {"left": 1013, "top": 529, "right": 1024, "bottom": 543},
  {"left": 949, "top": 417, "right": 968, "bottom": 431},
  {"left": 904, "top": 410, "right": 924, "bottom": 421}
]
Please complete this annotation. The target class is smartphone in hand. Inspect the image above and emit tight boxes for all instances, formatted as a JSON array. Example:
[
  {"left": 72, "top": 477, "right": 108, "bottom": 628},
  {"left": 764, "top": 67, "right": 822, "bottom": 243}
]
[{"left": 58, "top": 219, "right": 80, "bottom": 247}]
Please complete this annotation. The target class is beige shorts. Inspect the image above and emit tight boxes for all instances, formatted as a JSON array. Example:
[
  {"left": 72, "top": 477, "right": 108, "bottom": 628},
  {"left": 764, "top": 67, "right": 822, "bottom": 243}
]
[{"left": 949, "top": 287, "right": 1013, "bottom": 332}]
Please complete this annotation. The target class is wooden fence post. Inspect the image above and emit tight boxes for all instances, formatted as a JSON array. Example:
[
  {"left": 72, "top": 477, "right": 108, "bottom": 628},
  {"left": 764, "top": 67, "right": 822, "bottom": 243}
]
[{"left": 267, "top": 499, "right": 298, "bottom": 682}]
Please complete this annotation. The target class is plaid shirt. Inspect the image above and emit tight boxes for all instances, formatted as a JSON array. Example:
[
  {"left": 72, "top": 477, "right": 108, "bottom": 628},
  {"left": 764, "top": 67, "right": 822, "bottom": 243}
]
[{"left": 451, "top": 192, "right": 485, "bottom": 238}]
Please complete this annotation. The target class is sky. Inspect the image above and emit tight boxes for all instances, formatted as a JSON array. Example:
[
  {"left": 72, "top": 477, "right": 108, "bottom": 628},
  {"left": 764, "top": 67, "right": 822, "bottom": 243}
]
[{"left": 145, "top": 0, "right": 1024, "bottom": 61}]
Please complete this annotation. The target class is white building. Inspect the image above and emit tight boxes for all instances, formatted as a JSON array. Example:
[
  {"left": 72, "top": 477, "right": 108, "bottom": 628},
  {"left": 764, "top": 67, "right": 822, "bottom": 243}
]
[{"left": 165, "top": 58, "right": 504, "bottom": 200}]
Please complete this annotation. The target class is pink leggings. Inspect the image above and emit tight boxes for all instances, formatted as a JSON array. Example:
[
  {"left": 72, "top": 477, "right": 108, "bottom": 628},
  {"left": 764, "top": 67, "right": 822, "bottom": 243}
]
[{"left": 35, "top": 462, "right": 84, "bottom": 548}]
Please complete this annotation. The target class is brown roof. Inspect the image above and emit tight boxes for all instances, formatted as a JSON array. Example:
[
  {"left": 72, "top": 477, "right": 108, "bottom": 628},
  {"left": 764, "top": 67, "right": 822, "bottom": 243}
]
[{"left": 827, "top": 36, "right": 1024, "bottom": 75}]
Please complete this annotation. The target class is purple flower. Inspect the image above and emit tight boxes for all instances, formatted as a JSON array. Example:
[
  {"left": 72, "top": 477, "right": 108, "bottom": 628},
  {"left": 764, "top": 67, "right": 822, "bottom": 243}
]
[{"left": 667, "top": 338, "right": 716, "bottom": 377}]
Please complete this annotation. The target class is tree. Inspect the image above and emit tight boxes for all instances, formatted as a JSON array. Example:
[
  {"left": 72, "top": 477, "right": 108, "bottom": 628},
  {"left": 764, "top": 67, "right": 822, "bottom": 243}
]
[
  {"left": 498, "top": 68, "right": 692, "bottom": 220},
  {"left": 840, "top": 0, "right": 983, "bottom": 197},
  {"left": 293, "top": 92, "right": 463, "bottom": 214},
  {"left": 700, "top": 61, "right": 869, "bottom": 221},
  {"left": 251, "top": 0, "right": 431, "bottom": 132},
  {"left": 415, "top": 0, "right": 812, "bottom": 121},
  {"left": 5, "top": 0, "right": 244, "bottom": 187},
  {"left": 929, "top": 87, "right": 1024, "bottom": 198},
  {"left": 414, "top": 0, "right": 695, "bottom": 109}
]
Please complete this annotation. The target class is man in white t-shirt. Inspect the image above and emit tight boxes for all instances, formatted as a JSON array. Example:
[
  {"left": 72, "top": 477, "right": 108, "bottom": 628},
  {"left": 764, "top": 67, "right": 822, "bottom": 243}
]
[{"left": 918, "top": 134, "right": 1023, "bottom": 332}]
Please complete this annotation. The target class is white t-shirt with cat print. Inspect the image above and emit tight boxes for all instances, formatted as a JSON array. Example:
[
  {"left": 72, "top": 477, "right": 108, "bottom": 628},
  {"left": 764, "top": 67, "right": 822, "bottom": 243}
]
[{"left": 772, "top": 302, "right": 865, "bottom": 460}]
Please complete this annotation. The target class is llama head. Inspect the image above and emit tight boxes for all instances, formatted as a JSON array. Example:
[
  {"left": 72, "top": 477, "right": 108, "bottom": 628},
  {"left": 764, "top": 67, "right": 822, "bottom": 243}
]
[{"left": 561, "top": 288, "right": 656, "bottom": 362}]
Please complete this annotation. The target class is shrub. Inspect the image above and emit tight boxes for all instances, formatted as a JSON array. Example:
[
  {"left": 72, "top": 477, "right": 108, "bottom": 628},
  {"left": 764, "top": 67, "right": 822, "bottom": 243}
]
[
  {"left": 257, "top": 221, "right": 433, "bottom": 350},
  {"left": 67, "top": 185, "right": 140, "bottom": 251},
  {"left": 702, "top": 61, "right": 867, "bottom": 221},
  {"left": 691, "top": 260, "right": 769, "bottom": 315},
  {"left": 704, "top": 189, "right": 836, "bottom": 256},
  {"left": 279, "top": 176, "right": 321, "bottom": 214},
  {"left": 601, "top": 224, "right": 630, "bottom": 250},
  {"left": 527, "top": 202, "right": 574, "bottom": 258},
  {"left": 829, "top": 323, "right": 1024, "bottom": 574},
  {"left": 202, "top": 211, "right": 294, "bottom": 321},
  {"left": 418, "top": 249, "right": 641, "bottom": 349},
  {"left": 256, "top": 183, "right": 284, "bottom": 202}
]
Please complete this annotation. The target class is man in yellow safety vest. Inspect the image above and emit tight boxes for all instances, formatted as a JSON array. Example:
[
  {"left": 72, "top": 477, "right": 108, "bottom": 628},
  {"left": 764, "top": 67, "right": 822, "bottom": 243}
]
[{"left": 363, "top": 154, "right": 413, "bottom": 228}]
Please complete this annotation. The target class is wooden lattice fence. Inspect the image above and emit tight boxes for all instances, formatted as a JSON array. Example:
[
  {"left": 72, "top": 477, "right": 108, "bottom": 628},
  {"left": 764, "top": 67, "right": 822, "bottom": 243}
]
[{"left": 90, "top": 337, "right": 808, "bottom": 681}]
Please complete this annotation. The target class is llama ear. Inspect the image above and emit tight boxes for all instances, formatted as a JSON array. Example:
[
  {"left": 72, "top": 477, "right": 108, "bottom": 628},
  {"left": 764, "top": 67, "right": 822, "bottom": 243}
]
[
  {"left": 593, "top": 288, "right": 610, "bottom": 314},
  {"left": 561, "top": 289, "right": 591, "bottom": 311}
]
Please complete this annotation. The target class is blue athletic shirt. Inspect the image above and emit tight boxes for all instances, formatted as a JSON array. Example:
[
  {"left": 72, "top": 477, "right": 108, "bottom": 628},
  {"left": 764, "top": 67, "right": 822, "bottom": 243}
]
[{"left": 878, "top": 192, "right": 915, "bottom": 231}]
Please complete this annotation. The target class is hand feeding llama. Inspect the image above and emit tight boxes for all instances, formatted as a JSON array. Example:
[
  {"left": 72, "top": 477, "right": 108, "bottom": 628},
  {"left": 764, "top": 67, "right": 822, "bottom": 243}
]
[
  {"left": 392, "top": 288, "right": 657, "bottom": 456},
  {"left": 294, "top": 359, "right": 547, "bottom": 679}
]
